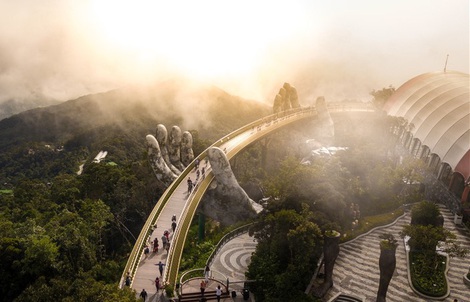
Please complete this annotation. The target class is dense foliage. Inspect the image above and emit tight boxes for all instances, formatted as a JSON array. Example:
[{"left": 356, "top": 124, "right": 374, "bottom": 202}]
[
  {"left": 242, "top": 111, "right": 423, "bottom": 301},
  {"left": 400, "top": 201, "right": 467, "bottom": 297},
  {"left": 1, "top": 85, "right": 444, "bottom": 301},
  {"left": 409, "top": 252, "right": 447, "bottom": 297},
  {"left": 0, "top": 157, "right": 163, "bottom": 301},
  {"left": 247, "top": 206, "right": 322, "bottom": 302},
  {"left": 0, "top": 85, "right": 270, "bottom": 301}
]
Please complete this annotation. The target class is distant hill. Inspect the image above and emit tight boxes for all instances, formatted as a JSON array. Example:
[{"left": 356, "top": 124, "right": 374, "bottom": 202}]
[
  {"left": 0, "top": 97, "right": 62, "bottom": 121},
  {"left": 0, "top": 81, "right": 271, "bottom": 151}
]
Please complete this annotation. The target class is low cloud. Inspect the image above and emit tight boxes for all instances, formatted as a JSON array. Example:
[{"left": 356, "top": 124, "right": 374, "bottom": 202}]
[{"left": 0, "top": 0, "right": 468, "bottom": 111}]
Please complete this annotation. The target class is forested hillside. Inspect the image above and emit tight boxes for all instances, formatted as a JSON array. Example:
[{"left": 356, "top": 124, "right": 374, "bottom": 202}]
[{"left": 0, "top": 83, "right": 270, "bottom": 301}]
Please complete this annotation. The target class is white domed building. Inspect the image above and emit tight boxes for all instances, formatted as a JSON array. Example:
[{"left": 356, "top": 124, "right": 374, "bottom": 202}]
[{"left": 384, "top": 71, "right": 469, "bottom": 213}]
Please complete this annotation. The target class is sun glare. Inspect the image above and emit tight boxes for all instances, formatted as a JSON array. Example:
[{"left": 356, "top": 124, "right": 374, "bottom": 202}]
[{"left": 87, "top": 0, "right": 311, "bottom": 81}]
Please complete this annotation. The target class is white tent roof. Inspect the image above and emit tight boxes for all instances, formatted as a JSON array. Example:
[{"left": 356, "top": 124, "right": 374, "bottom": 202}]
[{"left": 384, "top": 71, "right": 470, "bottom": 178}]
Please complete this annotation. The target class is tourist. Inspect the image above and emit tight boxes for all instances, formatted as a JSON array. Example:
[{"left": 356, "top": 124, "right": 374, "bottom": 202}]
[
  {"left": 215, "top": 285, "right": 222, "bottom": 302},
  {"left": 139, "top": 288, "right": 148, "bottom": 301},
  {"left": 153, "top": 237, "right": 159, "bottom": 253},
  {"left": 187, "top": 177, "right": 193, "bottom": 193},
  {"left": 172, "top": 220, "right": 177, "bottom": 232},
  {"left": 200, "top": 280, "right": 206, "bottom": 296},
  {"left": 143, "top": 245, "right": 150, "bottom": 259},
  {"left": 125, "top": 272, "right": 131, "bottom": 286},
  {"left": 204, "top": 265, "right": 210, "bottom": 283},
  {"left": 157, "top": 261, "right": 165, "bottom": 277},
  {"left": 161, "top": 234, "right": 168, "bottom": 250},
  {"left": 201, "top": 167, "right": 205, "bottom": 179},
  {"left": 155, "top": 276, "right": 160, "bottom": 292}
]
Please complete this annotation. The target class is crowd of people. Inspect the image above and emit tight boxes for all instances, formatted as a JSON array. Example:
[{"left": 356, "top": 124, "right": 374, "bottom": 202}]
[
  {"left": 129, "top": 214, "right": 180, "bottom": 300},
  {"left": 134, "top": 157, "right": 220, "bottom": 301},
  {"left": 187, "top": 157, "right": 210, "bottom": 197}
]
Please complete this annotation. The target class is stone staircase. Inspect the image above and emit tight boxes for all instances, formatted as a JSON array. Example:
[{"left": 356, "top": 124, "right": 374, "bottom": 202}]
[
  {"left": 178, "top": 290, "right": 230, "bottom": 302},
  {"left": 330, "top": 293, "right": 363, "bottom": 302}
]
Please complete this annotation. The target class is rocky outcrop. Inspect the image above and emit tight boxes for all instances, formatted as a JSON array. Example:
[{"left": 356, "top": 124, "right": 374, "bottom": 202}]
[{"left": 199, "top": 147, "right": 263, "bottom": 225}]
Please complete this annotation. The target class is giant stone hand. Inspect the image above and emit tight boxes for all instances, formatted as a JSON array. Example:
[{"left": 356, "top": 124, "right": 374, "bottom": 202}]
[{"left": 146, "top": 134, "right": 177, "bottom": 186}]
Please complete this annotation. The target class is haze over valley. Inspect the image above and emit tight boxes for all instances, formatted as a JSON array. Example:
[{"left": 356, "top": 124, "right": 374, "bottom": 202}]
[{"left": 0, "top": 0, "right": 468, "bottom": 119}]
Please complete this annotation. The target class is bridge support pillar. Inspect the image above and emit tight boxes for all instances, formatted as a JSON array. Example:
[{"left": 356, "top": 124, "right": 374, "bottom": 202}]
[{"left": 198, "top": 213, "right": 205, "bottom": 241}]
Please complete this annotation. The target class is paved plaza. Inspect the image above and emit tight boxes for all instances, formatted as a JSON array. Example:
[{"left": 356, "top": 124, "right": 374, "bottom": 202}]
[
  {"left": 324, "top": 206, "right": 470, "bottom": 302},
  {"left": 135, "top": 204, "right": 469, "bottom": 302}
]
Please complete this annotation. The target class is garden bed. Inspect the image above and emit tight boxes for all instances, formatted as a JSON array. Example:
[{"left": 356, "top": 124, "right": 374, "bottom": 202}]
[{"left": 409, "top": 251, "right": 448, "bottom": 297}]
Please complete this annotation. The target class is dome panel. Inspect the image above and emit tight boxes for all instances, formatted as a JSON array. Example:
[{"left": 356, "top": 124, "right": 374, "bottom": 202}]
[
  {"left": 384, "top": 71, "right": 469, "bottom": 174},
  {"left": 405, "top": 83, "right": 468, "bottom": 126},
  {"left": 385, "top": 72, "right": 468, "bottom": 115},
  {"left": 413, "top": 92, "right": 468, "bottom": 138}
]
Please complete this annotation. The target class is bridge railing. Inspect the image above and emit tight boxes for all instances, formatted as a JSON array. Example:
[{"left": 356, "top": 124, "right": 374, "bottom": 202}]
[
  {"left": 119, "top": 149, "right": 206, "bottom": 288},
  {"left": 122, "top": 102, "right": 373, "bottom": 289},
  {"left": 327, "top": 101, "right": 374, "bottom": 112},
  {"left": 163, "top": 107, "right": 320, "bottom": 289},
  {"left": 205, "top": 223, "right": 253, "bottom": 269}
]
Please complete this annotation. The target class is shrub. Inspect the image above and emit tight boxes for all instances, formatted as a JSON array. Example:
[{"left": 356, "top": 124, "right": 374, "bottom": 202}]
[{"left": 409, "top": 251, "right": 447, "bottom": 297}]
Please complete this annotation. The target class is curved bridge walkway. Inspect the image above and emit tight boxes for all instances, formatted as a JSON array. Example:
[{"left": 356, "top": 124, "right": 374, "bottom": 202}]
[{"left": 121, "top": 103, "right": 374, "bottom": 297}]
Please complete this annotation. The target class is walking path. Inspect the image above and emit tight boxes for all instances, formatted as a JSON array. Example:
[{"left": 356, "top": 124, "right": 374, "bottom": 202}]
[
  {"left": 211, "top": 233, "right": 257, "bottom": 288},
  {"left": 324, "top": 206, "right": 470, "bottom": 302},
  {"left": 125, "top": 104, "right": 374, "bottom": 297},
  {"left": 136, "top": 203, "right": 470, "bottom": 302},
  {"left": 176, "top": 233, "right": 257, "bottom": 302},
  {"left": 129, "top": 159, "right": 213, "bottom": 298}
]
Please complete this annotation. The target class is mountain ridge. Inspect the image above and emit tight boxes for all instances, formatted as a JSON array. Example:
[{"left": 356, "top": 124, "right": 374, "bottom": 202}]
[{"left": 0, "top": 83, "right": 271, "bottom": 151}]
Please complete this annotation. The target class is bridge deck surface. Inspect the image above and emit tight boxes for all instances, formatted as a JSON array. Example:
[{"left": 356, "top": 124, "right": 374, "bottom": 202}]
[
  {"left": 130, "top": 110, "right": 311, "bottom": 295},
  {"left": 129, "top": 105, "right": 374, "bottom": 297}
]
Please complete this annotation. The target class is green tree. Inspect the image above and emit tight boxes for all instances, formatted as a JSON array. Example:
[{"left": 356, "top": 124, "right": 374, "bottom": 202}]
[
  {"left": 22, "top": 235, "right": 59, "bottom": 276},
  {"left": 410, "top": 201, "right": 441, "bottom": 226},
  {"left": 370, "top": 86, "right": 395, "bottom": 109},
  {"left": 401, "top": 224, "right": 449, "bottom": 252},
  {"left": 247, "top": 205, "right": 322, "bottom": 301}
]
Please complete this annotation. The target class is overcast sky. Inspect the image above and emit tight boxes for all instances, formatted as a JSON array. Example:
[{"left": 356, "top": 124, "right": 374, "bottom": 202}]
[{"left": 0, "top": 0, "right": 468, "bottom": 105}]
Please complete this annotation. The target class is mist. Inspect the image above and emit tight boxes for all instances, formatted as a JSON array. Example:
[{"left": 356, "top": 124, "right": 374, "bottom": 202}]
[{"left": 0, "top": 0, "right": 468, "bottom": 109}]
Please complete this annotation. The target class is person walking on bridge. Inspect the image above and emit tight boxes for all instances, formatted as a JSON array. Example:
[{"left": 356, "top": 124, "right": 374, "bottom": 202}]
[
  {"left": 155, "top": 276, "right": 160, "bottom": 292},
  {"left": 139, "top": 289, "right": 148, "bottom": 301},
  {"left": 153, "top": 237, "right": 159, "bottom": 253},
  {"left": 187, "top": 177, "right": 193, "bottom": 194},
  {"left": 157, "top": 261, "right": 165, "bottom": 277},
  {"left": 161, "top": 234, "right": 168, "bottom": 251}
]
